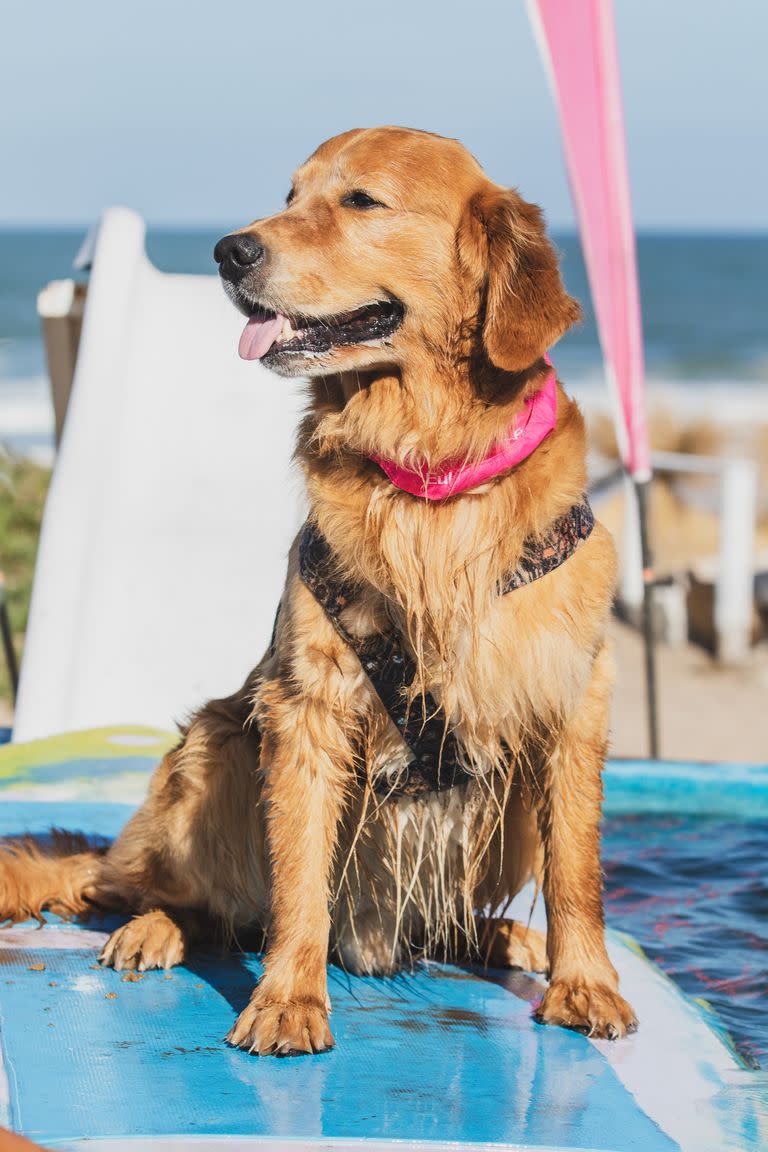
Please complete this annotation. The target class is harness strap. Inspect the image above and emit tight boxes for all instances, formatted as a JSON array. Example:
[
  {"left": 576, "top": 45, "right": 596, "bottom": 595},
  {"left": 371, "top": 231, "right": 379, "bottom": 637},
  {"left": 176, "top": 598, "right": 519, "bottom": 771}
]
[{"left": 298, "top": 500, "right": 595, "bottom": 795}]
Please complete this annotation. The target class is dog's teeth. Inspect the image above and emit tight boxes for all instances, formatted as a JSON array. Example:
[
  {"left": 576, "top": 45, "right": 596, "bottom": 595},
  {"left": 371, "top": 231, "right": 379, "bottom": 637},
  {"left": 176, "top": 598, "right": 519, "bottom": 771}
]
[{"left": 281, "top": 318, "right": 294, "bottom": 342}]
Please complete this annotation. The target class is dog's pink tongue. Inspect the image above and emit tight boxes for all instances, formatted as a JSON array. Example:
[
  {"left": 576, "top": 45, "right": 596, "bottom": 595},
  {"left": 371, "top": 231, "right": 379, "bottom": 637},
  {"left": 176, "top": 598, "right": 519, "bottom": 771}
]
[{"left": 238, "top": 313, "right": 284, "bottom": 360}]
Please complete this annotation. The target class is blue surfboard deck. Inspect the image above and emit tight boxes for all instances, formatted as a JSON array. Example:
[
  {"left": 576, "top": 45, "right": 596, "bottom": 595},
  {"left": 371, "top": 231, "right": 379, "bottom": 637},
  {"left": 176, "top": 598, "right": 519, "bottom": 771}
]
[{"left": 0, "top": 728, "right": 765, "bottom": 1152}]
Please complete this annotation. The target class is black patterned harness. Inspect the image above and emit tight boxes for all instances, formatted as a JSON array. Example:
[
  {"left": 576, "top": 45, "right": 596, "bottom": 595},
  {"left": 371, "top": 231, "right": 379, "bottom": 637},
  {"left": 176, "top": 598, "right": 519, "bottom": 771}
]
[{"left": 295, "top": 501, "right": 595, "bottom": 797}]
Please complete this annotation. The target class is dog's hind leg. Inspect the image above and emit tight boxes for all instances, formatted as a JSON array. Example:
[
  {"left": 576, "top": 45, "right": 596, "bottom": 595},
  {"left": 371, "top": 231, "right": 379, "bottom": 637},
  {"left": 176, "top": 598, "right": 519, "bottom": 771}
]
[
  {"left": 475, "top": 916, "right": 548, "bottom": 973},
  {"left": 97, "top": 674, "right": 269, "bottom": 968},
  {"left": 470, "top": 776, "right": 545, "bottom": 972}
]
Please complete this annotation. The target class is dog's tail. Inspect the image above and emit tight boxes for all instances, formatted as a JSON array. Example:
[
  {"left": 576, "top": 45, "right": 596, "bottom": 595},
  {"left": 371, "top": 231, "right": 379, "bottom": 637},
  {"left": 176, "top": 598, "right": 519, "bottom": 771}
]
[{"left": 0, "top": 831, "right": 109, "bottom": 924}]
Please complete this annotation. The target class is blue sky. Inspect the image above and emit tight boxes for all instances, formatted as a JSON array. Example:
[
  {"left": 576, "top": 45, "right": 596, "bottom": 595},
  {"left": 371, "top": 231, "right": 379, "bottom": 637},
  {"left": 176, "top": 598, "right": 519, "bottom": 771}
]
[{"left": 2, "top": 0, "right": 766, "bottom": 230}]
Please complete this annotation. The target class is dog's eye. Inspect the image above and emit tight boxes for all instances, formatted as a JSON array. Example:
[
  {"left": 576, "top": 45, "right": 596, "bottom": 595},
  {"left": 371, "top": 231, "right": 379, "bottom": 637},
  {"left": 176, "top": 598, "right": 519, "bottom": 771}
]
[{"left": 342, "top": 190, "right": 387, "bottom": 210}]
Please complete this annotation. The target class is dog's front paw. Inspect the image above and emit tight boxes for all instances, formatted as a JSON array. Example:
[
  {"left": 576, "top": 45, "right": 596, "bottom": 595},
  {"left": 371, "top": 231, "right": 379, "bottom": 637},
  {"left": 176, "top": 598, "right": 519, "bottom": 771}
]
[
  {"left": 226, "top": 988, "right": 335, "bottom": 1056},
  {"left": 534, "top": 978, "right": 637, "bottom": 1039},
  {"left": 99, "top": 910, "right": 185, "bottom": 972}
]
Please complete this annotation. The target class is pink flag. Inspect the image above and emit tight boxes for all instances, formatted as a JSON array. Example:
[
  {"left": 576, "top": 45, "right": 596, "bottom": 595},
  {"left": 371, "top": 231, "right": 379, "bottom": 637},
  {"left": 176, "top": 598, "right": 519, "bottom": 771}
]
[{"left": 528, "top": 0, "right": 651, "bottom": 480}]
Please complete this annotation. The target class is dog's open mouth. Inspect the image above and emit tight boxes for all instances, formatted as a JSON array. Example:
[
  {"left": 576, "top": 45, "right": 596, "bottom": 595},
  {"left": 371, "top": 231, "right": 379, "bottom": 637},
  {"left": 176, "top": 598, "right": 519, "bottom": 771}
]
[{"left": 237, "top": 299, "right": 404, "bottom": 362}]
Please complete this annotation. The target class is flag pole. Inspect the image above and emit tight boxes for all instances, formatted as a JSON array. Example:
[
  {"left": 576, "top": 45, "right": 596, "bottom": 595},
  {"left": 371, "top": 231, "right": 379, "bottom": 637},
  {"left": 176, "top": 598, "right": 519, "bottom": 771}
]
[
  {"left": 633, "top": 476, "right": 659, "bottom": 758},
  {"left": 527, "top": 0, "right": 659, "bottom": 758}
]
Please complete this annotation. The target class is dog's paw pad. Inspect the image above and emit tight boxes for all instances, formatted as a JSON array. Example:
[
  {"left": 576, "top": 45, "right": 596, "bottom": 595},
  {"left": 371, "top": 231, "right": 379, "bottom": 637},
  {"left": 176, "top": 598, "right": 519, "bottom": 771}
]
[{"left": 534, "top": 979, "right": 637, "bottom": 1040}]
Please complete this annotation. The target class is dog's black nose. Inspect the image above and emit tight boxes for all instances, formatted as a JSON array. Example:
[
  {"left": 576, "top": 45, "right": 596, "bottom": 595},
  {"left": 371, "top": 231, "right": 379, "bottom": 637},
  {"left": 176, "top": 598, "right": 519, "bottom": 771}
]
[{"left": 214, "top": 233, "right": 265, "bottom": 282}]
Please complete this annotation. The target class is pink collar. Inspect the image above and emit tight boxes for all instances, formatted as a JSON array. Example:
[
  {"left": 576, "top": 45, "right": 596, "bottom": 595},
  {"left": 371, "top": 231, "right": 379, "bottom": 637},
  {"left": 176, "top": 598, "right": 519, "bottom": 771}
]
[{"left": 370, "top": 359, "right": 558, "bottom": 501}]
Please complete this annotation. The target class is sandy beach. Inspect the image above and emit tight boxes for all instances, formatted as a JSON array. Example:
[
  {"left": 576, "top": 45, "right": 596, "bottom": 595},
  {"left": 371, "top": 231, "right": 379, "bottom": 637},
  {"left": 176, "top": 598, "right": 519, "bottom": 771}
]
[{"left": 609, "top": 615, "right": 768, "bottom": 763}]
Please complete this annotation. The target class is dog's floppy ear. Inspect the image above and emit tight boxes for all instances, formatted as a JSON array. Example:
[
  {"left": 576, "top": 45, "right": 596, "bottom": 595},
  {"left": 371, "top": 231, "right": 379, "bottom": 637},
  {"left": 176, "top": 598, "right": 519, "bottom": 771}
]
[{"left": 459, "top": 185, "right": 580, "bottom": 372}]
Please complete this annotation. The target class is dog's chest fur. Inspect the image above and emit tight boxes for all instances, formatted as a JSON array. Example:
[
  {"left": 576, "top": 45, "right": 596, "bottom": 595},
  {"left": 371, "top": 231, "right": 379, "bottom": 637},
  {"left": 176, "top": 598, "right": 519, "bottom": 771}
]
[{"left": 337, "top": 527, "right": 605, "bottom": 789}]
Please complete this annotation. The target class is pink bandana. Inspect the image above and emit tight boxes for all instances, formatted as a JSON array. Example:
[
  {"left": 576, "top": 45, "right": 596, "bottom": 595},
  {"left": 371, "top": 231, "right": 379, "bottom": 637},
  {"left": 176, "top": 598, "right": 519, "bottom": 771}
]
[{"left": 370, "top": 359, "right": 558, "bottom": 500}]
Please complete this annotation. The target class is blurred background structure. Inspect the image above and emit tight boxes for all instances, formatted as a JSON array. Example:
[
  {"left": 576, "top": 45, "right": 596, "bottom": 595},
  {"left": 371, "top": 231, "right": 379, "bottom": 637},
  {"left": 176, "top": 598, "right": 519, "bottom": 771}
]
[{"left": 1, "top": 0, "right": 767, "bottom": 759}]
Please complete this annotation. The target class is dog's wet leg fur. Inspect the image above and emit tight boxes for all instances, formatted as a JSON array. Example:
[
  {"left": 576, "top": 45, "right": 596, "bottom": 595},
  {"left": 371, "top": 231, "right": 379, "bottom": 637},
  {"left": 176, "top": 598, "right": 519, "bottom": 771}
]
[
  {"left": 226, "top": 578, "right": 368, "bottom": 1056},
  {"left": 533, "top": 646, "right": 637, "bottom": 1039}
]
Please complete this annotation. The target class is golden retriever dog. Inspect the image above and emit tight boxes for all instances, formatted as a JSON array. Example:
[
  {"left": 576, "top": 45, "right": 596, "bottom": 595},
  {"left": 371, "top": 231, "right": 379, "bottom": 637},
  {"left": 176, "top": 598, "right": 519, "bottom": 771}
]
[{"left": 0, "top": 127, "right": 636, "bottom": 1055}]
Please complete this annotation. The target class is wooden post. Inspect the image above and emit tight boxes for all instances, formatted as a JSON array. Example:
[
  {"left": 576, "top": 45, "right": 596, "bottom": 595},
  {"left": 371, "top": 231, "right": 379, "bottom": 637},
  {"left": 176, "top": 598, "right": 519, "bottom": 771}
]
[{"left": 716, "top": 458, "right": 758, "bottom": 664}]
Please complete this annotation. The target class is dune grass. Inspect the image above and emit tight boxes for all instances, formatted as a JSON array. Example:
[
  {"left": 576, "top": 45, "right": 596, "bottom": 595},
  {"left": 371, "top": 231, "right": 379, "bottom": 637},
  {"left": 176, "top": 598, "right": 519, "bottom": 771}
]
[{"left": 0, "top": 450, "right": 51, "bottom": 714}]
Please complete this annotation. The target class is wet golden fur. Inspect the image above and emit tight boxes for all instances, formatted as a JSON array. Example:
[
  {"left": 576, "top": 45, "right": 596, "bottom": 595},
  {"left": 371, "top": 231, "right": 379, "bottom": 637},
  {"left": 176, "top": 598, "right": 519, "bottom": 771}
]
[{"left": 0, "top": 127, "right": 636, "bottom": 1054}]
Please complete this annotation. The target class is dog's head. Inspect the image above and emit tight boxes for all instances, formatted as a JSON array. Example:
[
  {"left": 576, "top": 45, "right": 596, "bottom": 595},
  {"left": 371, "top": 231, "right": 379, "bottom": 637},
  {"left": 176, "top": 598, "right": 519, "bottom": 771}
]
[{"left": 215, "top": 127, "right": 579, "bottom": 379}]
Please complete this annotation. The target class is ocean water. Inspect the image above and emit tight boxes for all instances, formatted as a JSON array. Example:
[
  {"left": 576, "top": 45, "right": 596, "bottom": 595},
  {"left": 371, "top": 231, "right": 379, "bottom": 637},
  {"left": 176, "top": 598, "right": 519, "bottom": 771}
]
[
  {"left": 1, "top": 228, "right": 768, "bottom": 459},
  {"left": 603, "top": 814, "right": 768, "bottom": 1069}
]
